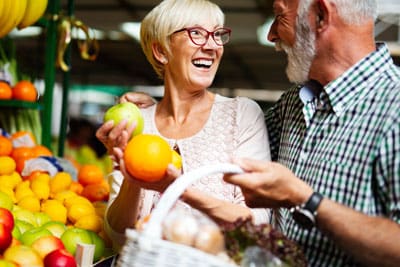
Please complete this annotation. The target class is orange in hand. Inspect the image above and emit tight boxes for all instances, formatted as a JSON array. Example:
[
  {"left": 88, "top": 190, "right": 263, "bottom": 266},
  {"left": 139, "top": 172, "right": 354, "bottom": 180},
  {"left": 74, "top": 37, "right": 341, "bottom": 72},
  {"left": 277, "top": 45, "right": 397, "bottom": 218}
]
[{"left": 123, "top": 134, "right": 172, "bottom": 182}]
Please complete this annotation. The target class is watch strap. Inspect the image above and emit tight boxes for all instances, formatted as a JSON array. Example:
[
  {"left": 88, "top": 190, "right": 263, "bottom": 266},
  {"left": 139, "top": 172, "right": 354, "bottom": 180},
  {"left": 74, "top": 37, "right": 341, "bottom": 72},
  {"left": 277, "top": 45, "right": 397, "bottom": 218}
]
[{"left": 304, "top": 192, "right": 324, "bottom": 214}]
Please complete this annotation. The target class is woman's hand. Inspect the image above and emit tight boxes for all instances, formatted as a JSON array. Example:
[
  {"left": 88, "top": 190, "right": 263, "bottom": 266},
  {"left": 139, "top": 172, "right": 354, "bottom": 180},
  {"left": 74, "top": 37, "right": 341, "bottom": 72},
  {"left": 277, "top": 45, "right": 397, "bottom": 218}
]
[
  {"left": 95, "top": 119, "right": 135, "bottom": 159},
  {"left": 119, "top": 92, "right": 157, "bottom": 108},
  {"left": 119, "top": 155, "right": 182, "bottom": 193}
]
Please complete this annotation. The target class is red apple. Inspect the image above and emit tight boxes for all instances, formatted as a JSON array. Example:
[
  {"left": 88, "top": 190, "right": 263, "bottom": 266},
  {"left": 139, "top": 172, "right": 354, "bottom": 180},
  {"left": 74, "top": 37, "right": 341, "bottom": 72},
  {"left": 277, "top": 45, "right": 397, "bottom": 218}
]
[
  {"left": 0, "top": 224, "right": 13, "bottom": 253},
  {"left": 31, "top": 235, "right": 65, "bottom": 258},
  {"left": 103, "top": 102, "right": 144, "bottom": 137},
  {"left": 44, "top": 248, "right": 77, "bottom": 267},
  {"left": 0, "top": 207, "right": 14, "bottom": 232}
]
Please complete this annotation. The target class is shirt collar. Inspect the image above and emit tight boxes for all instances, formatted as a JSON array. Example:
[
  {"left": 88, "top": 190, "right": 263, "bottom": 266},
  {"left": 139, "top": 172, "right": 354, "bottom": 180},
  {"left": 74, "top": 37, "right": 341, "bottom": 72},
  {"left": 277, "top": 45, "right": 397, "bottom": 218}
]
[{"left": 323, "top": 43, "right": 393, "bottom": 116}]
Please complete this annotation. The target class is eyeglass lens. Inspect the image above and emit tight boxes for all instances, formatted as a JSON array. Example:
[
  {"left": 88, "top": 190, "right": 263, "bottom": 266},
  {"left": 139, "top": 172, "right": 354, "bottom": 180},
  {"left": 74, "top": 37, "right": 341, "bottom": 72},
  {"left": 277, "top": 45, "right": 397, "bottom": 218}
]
[{"left": 188, "top": 28, "right": 230, "bottom": 46}]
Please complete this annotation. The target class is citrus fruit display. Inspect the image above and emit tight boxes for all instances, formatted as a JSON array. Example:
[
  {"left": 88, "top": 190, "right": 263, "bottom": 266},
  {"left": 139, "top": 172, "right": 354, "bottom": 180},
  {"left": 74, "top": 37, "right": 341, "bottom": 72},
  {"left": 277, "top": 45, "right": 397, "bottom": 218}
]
[
  {"left": 0, "top": 136, "right": 13, "bottom": 156},
  {"left": 0, "top": 82, "right": 12, "bottom": 100},
  {"left": 11, "top": 81, "right": 38, "bottom": 102},
  {"left": 123, "top": 134, "right": 173, "bottom": 182}
]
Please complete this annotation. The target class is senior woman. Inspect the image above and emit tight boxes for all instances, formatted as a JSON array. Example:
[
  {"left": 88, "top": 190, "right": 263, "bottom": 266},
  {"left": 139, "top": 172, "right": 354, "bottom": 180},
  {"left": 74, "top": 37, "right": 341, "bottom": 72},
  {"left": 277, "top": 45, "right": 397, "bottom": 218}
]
[{"left": 96, "top": 0, "right": 271, "bottom": 250}]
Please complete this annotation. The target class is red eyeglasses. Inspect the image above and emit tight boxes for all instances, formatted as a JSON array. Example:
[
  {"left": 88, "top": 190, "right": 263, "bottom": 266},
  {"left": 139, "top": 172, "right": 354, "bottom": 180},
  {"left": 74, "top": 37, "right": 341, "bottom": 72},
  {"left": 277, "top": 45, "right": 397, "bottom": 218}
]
[{"left": 173, "top": 27, "right": 231, "bottom": 46}]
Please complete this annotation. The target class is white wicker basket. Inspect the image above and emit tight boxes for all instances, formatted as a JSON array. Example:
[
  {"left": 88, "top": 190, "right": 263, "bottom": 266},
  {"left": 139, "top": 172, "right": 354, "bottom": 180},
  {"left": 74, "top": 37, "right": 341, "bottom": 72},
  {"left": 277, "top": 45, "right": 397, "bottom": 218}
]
[{"left": 116, "top": 163, "right": 243, "bottom": 267}]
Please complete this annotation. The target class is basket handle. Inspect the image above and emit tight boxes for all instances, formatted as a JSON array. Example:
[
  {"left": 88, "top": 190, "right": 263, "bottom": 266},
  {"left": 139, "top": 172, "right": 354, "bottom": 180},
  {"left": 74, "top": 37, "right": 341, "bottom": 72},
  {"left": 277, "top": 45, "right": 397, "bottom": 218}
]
[{"left": 141, "top": 163, "right": 243, "bottom": 239}]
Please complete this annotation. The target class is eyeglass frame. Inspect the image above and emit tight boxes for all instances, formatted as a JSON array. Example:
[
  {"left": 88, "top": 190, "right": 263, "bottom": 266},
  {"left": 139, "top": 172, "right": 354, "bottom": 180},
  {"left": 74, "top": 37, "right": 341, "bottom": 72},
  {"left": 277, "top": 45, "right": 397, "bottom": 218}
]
[{"left": 172, "top": 26, "right": 231, "bottom": 46}]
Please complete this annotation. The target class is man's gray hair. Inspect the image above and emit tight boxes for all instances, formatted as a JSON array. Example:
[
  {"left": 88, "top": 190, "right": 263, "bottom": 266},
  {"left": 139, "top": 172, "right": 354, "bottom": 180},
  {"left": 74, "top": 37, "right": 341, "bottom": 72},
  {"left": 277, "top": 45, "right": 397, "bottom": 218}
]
[{"left": 298, "top": 0, "right": 377, "bottom": 25}]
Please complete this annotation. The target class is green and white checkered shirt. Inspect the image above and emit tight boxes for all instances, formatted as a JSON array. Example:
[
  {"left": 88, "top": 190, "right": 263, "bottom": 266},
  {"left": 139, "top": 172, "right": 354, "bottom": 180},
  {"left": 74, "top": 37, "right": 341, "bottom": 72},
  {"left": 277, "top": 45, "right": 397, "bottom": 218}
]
[{"left": 265, "top": 43, "right": 400, "bottom": 266}]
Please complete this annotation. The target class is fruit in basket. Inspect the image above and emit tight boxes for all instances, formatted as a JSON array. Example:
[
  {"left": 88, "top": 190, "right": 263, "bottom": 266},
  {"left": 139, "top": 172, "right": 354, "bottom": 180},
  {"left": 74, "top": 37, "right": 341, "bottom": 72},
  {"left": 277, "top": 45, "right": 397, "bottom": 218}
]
[
  {"left": 0, "top": 192, "right": 14, "bottom": 211},
  {"left": 0, "top": 259, "right": 18, "bottom": 267},
  {"left": 103, "top": 102, "right": 144, "bottom": 137},
  {"left": 31, "top": 235, "right": 65, "bottom": 259},
  {"left": 41, "top": 221, "right": 67, "bottom": 239},
  {"left": 124, "top": 134, "right": 172, "bottom": 182},
  {"left": 60, "top": 228, "right": 92, "bottom": 256},
  {"left": 3, "top": 245, "right": 43, "bottom": 267},
  {"left": 43, "top": 248, "right": 77, "bottom": 267},
  {"left": 18, "top": 0, "right": 49, "bottom": 30},
  {"left": 0, "top": 82, "right": 12, "bottom": 100},
  {"left": 0, "top": 224, "right": 13, "bottom": 253},
  {"left": 20, "top": 227, "right": 52, "bottom": 246},
  {"left": 12, "top": 80, "right": 38, "bottom": 102}
]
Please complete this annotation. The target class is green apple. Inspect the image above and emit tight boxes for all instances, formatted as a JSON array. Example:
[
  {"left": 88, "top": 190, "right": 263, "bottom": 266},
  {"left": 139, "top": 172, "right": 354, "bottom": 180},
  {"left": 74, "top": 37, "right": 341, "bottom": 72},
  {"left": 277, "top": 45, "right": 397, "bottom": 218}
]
[
  {"left": 34, "top": 212, "right": 51, "bottom": 227},
  {"left": 20, "top": 227, "right": 52, "bottom": 246},
  {"left": 87, "top": 230, "right": 105, "bottom": 262},
  {"left": 103, "top": 102, "right": 144, "bottom": 137},
  {"left": 12, "top": 208, "right": 37, "bottom": 227},
  {"left": 13, "top": 220, "right": 34, "bottom": 235},
  {"left": 60, "top": 227, "right": 92, "bottom": 256},
  {"left": 0, "top": 191, "right": 13, "bottom": 211},
  {"left": 0, "top": 259, "right": 18, "bottom": 267},
  {"left": 11, "top": 225, "right": 21, "bottom": 240},
  {"left": 41, "top": 221, "right": 67, "bottom": 238}
]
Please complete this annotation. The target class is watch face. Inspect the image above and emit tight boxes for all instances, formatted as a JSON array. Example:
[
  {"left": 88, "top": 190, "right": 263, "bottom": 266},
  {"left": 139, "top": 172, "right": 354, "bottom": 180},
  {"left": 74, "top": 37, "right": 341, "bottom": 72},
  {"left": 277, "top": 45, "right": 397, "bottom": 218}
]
[{"left": 292, "top": 210, "right": 315, "bottom": 229}]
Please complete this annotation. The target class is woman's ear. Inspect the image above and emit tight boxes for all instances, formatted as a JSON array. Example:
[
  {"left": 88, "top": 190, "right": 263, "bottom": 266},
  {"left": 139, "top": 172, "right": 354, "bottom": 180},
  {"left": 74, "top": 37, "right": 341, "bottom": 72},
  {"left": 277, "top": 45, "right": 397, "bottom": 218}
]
[{"left": 152, "top": 43, "right": 168, "bottom": 64}]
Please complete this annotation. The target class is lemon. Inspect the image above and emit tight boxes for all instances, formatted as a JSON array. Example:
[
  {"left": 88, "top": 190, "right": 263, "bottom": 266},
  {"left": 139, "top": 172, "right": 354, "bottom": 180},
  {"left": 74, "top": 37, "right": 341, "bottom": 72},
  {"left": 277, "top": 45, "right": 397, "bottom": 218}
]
[
  {"left": 53, "top": 190, "right": 77, "bottom": 205},
  {"left": 41, "top": 199, "right": 68, "bottom": 224},
  {"left": 74, "top": 214, "right": 103, "bottom": 233},
  {"left": 0, "top": 187, "right": 16, "bottom": 205},
  {"left": 17, "top": 195, "right": 41, "bottom": 212},
  {"left": 0, "top": 156, "right": 16, "bottom": 175},
  {"left": 0, "top": 172, "right": 22, "bottom": 189},
  {"left": 31, "top": 179, "right": 50, "bottom": 200},
  {"left": 64, "top": 195, "right": 92, "bottom": 209},
  {"left": 32, "top": 172, "right": 51, "bottom": 183},
  {"left": 50, "top": 171, "right": 73, "bottom": 195},
  {"left": 15, "top": 181, "right": 35, "bottom": 202},
  {"left": 67, "top": 202, "right": 96, "bottom": 224},
  {"left": 171, "top": 150, "right": 182, "bottom": 169}
]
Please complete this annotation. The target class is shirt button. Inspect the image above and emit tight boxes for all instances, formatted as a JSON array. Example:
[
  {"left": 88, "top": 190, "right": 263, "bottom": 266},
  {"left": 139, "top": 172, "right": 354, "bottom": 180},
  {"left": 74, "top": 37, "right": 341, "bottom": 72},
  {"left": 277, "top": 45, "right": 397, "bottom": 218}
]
[{"left": 300, "top": 150, "right": 308, "bottom": 161}]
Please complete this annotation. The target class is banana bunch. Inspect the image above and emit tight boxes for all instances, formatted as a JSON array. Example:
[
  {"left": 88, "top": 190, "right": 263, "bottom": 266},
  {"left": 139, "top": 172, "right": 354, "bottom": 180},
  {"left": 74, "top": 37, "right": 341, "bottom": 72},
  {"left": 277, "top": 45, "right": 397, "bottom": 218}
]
[{"left": 0, "top": 0, "right": 48, "bottom": 38}]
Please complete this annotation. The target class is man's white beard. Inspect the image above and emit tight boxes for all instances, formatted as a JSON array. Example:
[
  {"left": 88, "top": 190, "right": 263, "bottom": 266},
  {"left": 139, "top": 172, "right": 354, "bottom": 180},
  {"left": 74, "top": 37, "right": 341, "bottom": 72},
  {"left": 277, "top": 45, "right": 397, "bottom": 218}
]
[{"left": 276, "top": 20, "right": 316, "bottom": 84}]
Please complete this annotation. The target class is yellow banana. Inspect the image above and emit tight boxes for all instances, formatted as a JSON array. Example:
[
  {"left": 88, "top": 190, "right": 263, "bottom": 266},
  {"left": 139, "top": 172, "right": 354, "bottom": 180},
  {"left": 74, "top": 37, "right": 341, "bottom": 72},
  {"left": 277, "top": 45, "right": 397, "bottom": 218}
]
[
  {"left": 0, "top": 1, "right": 5, "bottom": 29},
  {"left": 0, "top": 0, "right": 28, "bottom": 38},
  {"left": 0, "top": 0, "right": 11, "bottom": 35},
  {"left": 18, "top": 0, "right": 49, "bottom": 30}
]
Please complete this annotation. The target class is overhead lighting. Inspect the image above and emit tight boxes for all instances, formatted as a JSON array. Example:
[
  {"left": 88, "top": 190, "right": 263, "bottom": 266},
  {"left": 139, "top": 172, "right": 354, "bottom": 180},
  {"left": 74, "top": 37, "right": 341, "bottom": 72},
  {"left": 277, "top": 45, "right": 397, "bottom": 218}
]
[
  {"left": 120, "top": 22, "right": 141, "bottom": 41},
  {"left": 71, "top": 27, "right": 105, "bottom": 40},
  {"left": 257, "top": 18, "right": 274, "bottom": 47}
]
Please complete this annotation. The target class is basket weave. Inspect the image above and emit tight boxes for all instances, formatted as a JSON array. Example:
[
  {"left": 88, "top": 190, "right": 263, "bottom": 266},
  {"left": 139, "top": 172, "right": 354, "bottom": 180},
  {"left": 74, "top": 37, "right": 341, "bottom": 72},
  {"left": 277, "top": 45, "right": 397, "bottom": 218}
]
[{"left": 116, "top": 163, "right": 243, "bottom": 267}]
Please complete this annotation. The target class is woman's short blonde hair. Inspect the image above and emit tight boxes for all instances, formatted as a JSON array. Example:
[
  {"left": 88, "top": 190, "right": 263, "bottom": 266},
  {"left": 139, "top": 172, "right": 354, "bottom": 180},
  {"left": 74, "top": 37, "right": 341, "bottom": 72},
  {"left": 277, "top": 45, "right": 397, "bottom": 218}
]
[{"left": 140, "top": 0, "right": 225, "bottom": 79}]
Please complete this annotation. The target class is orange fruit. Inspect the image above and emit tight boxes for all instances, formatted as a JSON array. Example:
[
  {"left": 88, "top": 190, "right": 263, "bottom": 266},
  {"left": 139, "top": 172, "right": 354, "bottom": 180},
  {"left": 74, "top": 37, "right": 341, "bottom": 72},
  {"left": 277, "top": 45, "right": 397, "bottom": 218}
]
[
  {"left": 15, "top": 155, "right": 35, "bottom": 174},
  {"left": 11, "top": 147, "right": 34, "bottom": 161},
  {"left": 123, "top": 134, "right": 172, "bottom": 182},
  {"left": 69, "top": 181, "right": 84, "bottom": 195},
  {"left": 12, "top": 80, "right": 38, "bottom": 102},
  {"left": 77, "top": 164, "right": 104, "bottom": 186},
  {"left": 32, "top": 145, "right": 53, "bottom": 157},
  {"left": 0, "top": 136, "right": 13, "bottom": 156},
  {"left": 0, "top": 81, "right": 12, "bottom": 100},
  {"left": 81, "top": 183, "right": 109, "bottom": 202}
]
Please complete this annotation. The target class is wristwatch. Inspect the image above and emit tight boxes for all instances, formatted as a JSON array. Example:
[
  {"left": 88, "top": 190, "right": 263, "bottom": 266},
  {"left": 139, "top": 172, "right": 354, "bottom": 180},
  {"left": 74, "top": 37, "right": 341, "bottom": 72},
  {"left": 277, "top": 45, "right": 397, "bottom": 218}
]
[{"left": 290, "top": 192, "right": 323, "bottom": 229}]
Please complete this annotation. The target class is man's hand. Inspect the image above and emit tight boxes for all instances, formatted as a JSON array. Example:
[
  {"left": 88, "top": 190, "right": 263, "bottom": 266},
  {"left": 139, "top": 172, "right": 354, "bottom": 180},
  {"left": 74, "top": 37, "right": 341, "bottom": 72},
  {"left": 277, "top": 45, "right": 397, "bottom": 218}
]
[{"left": 223, "top": 158, "right": 313, "bottom": 208}]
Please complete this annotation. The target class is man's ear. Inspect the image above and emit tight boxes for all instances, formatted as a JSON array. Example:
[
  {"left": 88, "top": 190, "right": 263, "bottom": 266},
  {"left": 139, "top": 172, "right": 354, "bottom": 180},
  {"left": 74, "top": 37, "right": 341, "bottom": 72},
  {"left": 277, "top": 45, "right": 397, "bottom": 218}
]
[{"left": 315, "top": 0, "right": 331, "bottom": 31}]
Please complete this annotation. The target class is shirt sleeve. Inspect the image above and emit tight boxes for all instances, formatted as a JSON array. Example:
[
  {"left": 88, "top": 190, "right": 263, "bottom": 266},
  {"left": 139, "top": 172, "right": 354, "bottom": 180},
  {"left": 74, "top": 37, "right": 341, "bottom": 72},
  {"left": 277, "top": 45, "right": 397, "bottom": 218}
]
[{"left": 235, "top": 97, "right": 271, "bottom": 161}]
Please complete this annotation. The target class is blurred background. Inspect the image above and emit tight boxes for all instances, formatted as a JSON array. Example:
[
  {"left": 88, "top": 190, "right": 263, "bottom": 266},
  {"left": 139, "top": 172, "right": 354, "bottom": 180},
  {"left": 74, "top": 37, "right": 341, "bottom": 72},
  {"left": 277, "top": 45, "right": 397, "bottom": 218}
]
[{"left": 7, "top": 0, "right": 400, "bottom": 127}]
